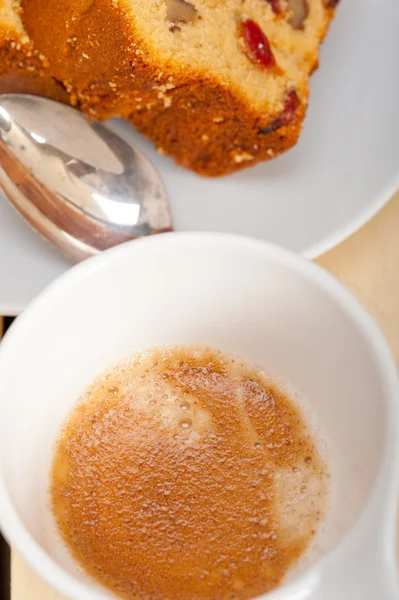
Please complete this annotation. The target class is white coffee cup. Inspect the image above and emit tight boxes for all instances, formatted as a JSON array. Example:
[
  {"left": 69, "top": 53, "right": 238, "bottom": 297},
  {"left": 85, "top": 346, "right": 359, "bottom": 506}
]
[{"left": 0, "top": 232, "right": 397, "bottom": 600}]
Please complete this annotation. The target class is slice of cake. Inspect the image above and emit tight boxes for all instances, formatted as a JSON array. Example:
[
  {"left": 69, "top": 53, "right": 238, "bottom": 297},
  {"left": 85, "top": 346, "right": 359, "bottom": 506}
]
[{"left": 1, "top": 0, "right": 338, "bottom": 176}]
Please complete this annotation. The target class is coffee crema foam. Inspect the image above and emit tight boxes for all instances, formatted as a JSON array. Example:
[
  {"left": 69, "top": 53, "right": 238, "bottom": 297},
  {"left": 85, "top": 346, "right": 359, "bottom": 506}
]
[{"left": 50, "top": 347, "right": 328, "bottom": 600}]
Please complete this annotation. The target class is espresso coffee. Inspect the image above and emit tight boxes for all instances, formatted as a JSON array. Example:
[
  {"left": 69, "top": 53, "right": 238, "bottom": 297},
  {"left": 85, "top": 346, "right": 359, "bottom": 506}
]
[{"left": 51, "top": 347, "right": 328, "bottom": 600}]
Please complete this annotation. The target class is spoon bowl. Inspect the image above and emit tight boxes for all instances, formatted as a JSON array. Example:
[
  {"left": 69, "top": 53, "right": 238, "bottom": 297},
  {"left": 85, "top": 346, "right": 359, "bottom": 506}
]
[{"left": 0, "top": 94, "right": 172, "bottom": 261}]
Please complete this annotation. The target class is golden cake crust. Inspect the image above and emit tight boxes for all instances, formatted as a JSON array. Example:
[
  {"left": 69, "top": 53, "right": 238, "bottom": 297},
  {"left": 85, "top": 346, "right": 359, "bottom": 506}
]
[
  {"left": 1, "top": 0, "right": 338, "bottom": 176},
  {"left": 0, "top": 28, "right": 69, "bottom": 101}
]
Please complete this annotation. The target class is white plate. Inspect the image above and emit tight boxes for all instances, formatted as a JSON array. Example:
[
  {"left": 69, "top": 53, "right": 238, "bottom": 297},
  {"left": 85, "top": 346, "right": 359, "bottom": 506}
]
[{"left": 1, "top": 0, "right": 398, "bottom": 315}]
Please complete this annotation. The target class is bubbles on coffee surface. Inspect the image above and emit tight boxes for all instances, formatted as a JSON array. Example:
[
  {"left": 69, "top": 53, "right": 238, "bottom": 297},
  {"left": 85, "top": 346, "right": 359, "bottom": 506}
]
[{"left": 50, "top": 346, "right": 329, "bottom": 600}]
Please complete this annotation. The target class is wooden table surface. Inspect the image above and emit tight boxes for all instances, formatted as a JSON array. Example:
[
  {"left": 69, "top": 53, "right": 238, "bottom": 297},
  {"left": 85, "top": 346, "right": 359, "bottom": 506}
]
[{"left": 7, "top": 190, "right": 399, "bottom": 599}]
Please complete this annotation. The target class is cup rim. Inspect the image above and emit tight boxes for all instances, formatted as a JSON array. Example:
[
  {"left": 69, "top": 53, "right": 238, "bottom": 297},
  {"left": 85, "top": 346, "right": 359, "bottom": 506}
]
[{"left": 0, "top": 231, "right": 398, "bottom": 600}]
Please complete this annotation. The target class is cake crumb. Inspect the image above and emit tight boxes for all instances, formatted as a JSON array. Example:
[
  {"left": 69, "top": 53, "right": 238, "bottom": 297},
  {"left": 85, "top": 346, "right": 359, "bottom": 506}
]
[{"left": 233, "top": 152, "right": 254, "bottom": 163}]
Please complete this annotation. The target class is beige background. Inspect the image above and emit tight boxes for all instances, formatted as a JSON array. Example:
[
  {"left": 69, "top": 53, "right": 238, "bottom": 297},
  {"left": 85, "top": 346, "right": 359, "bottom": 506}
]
[{"left": 6, "top": 191, "right": 399, "bottom": 599}]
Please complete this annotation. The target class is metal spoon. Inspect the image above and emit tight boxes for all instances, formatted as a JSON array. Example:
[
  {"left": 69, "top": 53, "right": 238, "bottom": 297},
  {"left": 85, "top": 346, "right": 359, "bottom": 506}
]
[{"left": 0, "top": 94, "right": 172, "bottom": 262}]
